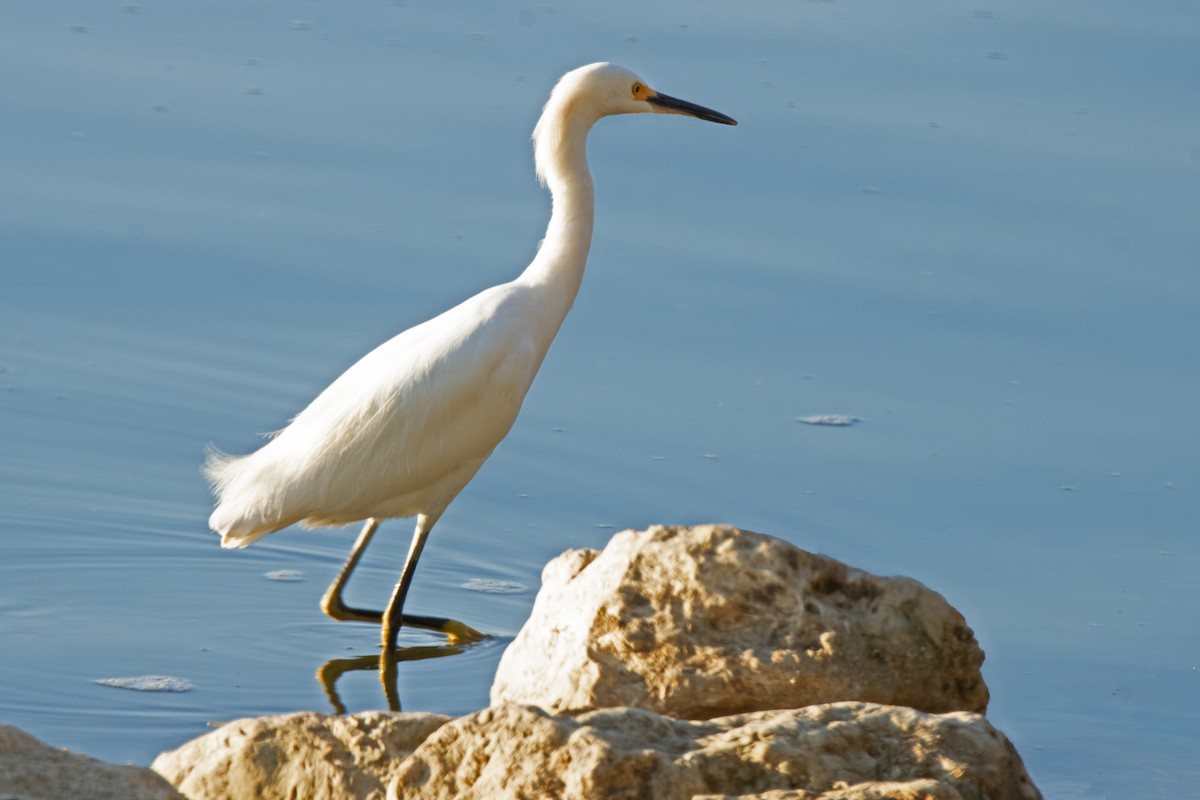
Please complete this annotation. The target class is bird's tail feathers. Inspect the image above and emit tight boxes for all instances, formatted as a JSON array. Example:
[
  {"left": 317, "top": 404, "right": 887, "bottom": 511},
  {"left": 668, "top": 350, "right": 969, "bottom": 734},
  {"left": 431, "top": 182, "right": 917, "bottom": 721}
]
[
  {"left": 217, "top": 526, "right": 272, "bottom": 550},
  {"left": 203, "top": 444, "right": 290, "bottom": 548},
  {"left": 202, "top": 444, "right": 239, "bottom": 492}
]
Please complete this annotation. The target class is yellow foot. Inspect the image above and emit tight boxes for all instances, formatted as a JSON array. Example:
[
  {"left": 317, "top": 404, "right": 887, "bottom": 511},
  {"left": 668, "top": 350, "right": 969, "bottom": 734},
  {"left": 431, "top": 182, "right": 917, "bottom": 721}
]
[{"left": 441, "top": 618, "right": 488, "bottom": 644}]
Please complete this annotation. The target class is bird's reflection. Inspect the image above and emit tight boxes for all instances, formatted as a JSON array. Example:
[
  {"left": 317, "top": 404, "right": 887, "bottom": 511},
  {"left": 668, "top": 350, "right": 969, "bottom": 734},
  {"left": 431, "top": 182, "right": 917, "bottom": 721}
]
[{"left": 317, "top": 634, "right": 487, "bottom": 713}]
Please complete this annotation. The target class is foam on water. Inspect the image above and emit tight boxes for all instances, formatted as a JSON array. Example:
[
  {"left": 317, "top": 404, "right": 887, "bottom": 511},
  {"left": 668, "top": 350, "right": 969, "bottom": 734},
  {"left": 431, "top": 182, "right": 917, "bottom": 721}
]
[{"left": 95, "top": 676, "right": 194, "bottom": 693}]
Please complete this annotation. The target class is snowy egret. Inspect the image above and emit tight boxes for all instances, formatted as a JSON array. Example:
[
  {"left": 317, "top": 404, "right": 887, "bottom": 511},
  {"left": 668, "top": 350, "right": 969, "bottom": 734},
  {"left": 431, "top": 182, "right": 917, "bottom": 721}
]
[{"left": 205, "top": 63, "right": 736, "bottom": 652}]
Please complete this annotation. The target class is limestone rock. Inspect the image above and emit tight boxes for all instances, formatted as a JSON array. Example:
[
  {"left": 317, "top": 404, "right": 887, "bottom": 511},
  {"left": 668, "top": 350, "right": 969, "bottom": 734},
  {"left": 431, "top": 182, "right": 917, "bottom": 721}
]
[
  {"left": 393, "top": 701, "right": 1041, "bottom": 800},
  {"left": 490, "top": 525, "right": 988, "bottom": 718},
  {"left": 151, "top": 710, "right": 450, "bottom": 800},
  {"left": 0, "top": 725, "right": 184, "bottom": 800},
  {"left": 150, "top": 703, "right": 1039, "bottom": 800},
  {"left": 693, "top": 783, "right": 963, "bottom": 800}
]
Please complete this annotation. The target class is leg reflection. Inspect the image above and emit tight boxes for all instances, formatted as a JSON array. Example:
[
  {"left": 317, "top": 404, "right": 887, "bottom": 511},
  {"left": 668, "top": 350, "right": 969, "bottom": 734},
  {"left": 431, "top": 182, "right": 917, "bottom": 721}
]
[{"left": 316, "top": 642, "right": 478, "bottom": 713}]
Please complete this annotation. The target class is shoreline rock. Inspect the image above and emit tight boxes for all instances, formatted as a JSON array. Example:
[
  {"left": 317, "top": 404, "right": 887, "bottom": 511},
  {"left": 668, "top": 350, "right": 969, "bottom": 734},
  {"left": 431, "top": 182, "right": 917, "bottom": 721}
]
[
  {"left": 151, "top": 711, "right": 450, "bottom": 800},
  {"left": 147, "top": 702, "right": 1040, "bottom": 800},
  {"left": 0, "top": 724, "right": 184, "bottom": 800},
  {"left": 492, "top": 525, "right": 988, "bottom": 718},
  {"left": 394, "top": 701, "right": 1039, "bottom": 800}
]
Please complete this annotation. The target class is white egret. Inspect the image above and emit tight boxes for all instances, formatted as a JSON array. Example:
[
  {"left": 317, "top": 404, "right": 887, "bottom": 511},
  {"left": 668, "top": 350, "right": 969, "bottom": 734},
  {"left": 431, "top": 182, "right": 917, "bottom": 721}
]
[{"left": 205, "top": 63, "right": 736, "bottom": 652}]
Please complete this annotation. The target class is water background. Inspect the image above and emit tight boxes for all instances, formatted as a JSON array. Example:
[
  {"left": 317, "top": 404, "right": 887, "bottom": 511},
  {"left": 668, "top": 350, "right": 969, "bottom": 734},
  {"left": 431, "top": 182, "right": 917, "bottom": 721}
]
[{"left": 2, "top": 2, "right": 1198, "bottom": 796}]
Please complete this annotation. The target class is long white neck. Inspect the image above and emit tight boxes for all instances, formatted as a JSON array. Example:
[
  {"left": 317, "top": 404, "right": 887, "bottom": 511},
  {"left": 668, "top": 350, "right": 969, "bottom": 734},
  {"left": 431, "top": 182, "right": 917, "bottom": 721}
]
[{"left": 517, "top": 97, "right": 598, "bottom": 336}]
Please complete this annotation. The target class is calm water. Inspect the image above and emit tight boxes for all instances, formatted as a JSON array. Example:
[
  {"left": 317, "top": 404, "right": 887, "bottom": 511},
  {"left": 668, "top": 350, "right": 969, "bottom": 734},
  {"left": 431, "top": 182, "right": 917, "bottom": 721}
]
[{"left": 2, "top": 2, "right": 1198, "bottom": 796}]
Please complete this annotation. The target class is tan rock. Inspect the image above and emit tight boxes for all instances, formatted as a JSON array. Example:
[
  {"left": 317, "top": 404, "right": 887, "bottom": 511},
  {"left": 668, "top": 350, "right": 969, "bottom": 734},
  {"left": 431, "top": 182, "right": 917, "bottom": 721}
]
[
  {"left": 0, "top": 725, "right": 184, "bottom": 800},
  {"left": 151, "top": 710, "right": 450, "bottom": 800},
  {"left": 490, "top": 525, "right": 988, "bottom": 718},
  {"left": 393, "top": 702, "right": 1040, "bottom": 800},
  {"left": 148, "top": 703, "right": 1039, "bottom": 800},
  {"left": 694, "top": 781, "right": 964, "bottom": 799}
]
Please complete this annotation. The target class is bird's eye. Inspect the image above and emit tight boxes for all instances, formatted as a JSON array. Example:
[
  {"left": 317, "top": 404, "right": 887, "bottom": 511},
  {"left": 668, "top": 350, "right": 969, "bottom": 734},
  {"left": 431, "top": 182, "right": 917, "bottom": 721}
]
[{"left": 631, "top": 82, "right": 643, "bottom": 98}]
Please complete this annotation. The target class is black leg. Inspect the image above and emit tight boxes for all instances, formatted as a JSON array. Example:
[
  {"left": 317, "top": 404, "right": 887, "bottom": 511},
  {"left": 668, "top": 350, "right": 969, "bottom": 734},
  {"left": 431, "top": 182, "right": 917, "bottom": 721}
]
[
  {"left": 381, "top": 514, "right": 434, "bottom": 652},
  {"left": 320, "top": 516, "right": 485, "bottom": 644},
  {"left": 320, "top": 518, "right": 383, "bottom": 623}
]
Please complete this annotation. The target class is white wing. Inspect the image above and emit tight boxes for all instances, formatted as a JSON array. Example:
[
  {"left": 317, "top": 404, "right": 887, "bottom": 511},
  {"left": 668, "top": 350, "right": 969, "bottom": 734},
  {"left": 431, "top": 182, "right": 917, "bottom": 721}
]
[{"left": 207, "top": 279, "right": 550, "bottom": 545}]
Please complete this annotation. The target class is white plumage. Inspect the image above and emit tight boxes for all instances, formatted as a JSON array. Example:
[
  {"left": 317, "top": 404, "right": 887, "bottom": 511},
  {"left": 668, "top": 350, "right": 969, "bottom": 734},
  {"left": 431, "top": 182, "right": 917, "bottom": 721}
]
[
  {"left": 205, "top": 63, "right": 735, "bottom": 650},
  {"left": 207, "top": 282, "right": 544, "bottom": 545}
]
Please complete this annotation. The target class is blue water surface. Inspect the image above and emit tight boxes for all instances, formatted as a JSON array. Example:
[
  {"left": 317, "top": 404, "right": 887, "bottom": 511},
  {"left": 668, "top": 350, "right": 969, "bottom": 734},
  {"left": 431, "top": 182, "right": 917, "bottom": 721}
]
[{"left": 2, "top": 2, "right": 1198, "bottom": 797}]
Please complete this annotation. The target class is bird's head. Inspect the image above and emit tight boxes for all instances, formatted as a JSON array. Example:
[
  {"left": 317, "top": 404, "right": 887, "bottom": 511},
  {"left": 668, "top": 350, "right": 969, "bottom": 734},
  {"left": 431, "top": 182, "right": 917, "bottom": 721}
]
[
  {"left": 533, "top": 63, "right": 736, "bottom": 186},
  {"left": 551, "top": 62, "right": 737, "bottom": 126}
]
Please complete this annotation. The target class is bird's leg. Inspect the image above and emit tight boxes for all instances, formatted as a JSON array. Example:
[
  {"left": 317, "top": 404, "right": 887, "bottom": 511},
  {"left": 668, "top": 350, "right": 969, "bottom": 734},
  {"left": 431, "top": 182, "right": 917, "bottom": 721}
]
[
  {"left": 320, "top": 518, "right": 384, "bottom": 623},
  {"left": 381, "top": 514, "right": 435, "bottom": 652},
  {"left": 379, "top": 515, "right": 487, "bottom": 648},
  {"left": 320, "top": 516, "right": 486, "bottom": 644}
]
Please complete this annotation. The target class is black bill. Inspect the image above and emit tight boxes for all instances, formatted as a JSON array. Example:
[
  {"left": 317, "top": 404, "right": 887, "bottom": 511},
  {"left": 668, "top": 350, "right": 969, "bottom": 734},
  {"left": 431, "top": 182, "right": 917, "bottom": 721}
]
[{"left": 647, "top": 92, "right": 737, "bottom": 126}]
